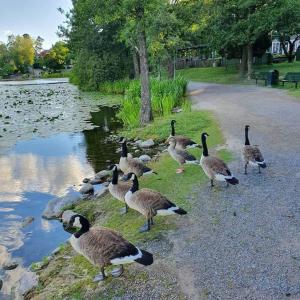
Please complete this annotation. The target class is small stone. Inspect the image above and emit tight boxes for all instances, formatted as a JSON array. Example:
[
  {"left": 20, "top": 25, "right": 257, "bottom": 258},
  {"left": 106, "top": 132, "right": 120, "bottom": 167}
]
[
  {"left": 61, "top": 210, "right": 77, "bottom": 223},
  {"left": 90, "top": 178, "right": 103, "bottom": 185},
  {"left": 172, "top": 107, "right": 183, "bottom": 113},
  {"left": 140, "top": 139, "right": 155, "bottom": 148},
  {"left": 79, "top": 183, "right": 94, "bottom": 195},
  {"left": 3, "top": 261, "right": 19, "bottom": 270},
  {"left": 139, "top": 154, "right": 151, "bottom": 163},
  {"left": 95, "top": 187, "right": 108, "bottom": 198},
  {"left": 15, "top": 271, "right": 38, "bottom": 296},
  {"left": 21, "top": 216, "right": 34, "bottom": 228},
  {"left": 51, "top": 247, "right": 61, "bottom": 256},
  {"left": 94, "top": 170, "right": 110, "bottom": 180},
  {"left": 82, "top": 178, "right": 90, "bottom": 183}
]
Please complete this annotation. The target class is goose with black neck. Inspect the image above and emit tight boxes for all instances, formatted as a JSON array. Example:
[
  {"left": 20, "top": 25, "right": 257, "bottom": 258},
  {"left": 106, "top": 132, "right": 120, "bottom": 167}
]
[
  {"left": 242, "top": 125, "right": 266, "bottom": 174},
  {"left": 124, "top": 173, "right": 187, "bottom": 232},
  {"left": 119, "top": 137, "right": 156, "bottom": 176},
  {"left": 200, "top": 132, "right": 239, "bottom": 187},
  {"left": 67, "top": 214, "right": 153, "bottom": 281}
]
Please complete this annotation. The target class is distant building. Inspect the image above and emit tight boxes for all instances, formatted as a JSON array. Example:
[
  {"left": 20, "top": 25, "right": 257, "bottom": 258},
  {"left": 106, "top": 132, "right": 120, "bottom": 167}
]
[{"left": 270, "top": 35, "right": 300, "bottom": 54}]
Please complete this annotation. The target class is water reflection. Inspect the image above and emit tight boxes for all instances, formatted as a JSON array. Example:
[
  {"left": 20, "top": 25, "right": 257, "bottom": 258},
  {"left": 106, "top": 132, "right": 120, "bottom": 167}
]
[{"left": 0, "top": 82, "right": 122, "bottom": 297}]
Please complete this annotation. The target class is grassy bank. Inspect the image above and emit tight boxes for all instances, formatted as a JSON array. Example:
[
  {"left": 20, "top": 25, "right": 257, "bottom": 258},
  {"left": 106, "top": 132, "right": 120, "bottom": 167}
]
[
  {"left": 28, "top": 110, "right": 227, "bottom": 299},
  {"left": 178, "top": 61, "right": 300, "bottom": 99},
  {"left": 41, "top": 70, "right": 72, "bottom": 79}
]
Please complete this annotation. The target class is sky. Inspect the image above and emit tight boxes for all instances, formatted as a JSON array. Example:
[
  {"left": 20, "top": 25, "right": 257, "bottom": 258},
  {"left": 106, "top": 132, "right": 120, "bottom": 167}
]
[{"left": 0, "top": 0, "right": 73, "bottom": 49}]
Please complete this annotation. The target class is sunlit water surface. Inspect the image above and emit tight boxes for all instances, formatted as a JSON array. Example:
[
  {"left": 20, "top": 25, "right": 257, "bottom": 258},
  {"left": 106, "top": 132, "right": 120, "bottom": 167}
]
[{"left": 0, "top": 81, "right": 122, "bottom": 296}]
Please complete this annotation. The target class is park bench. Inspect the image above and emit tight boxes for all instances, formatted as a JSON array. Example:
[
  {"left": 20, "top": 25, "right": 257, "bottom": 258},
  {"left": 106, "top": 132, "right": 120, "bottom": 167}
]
[
  {"left": 252, "top": 72, "right": 269, "bottom": 85},
  {"left": 281, "top": 72, "right": 300, "bottom": 88}
]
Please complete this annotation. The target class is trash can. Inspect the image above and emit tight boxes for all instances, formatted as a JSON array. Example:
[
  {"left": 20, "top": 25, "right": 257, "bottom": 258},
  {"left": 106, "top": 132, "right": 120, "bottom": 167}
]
[{"left": 267, "top": 70, "right": 279, "bottom": 86}]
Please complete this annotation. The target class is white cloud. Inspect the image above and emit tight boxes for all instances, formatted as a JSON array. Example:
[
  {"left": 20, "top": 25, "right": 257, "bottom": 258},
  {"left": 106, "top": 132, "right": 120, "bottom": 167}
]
[{"left": 4, "top": 30, "right": 12, "bottom": 36}]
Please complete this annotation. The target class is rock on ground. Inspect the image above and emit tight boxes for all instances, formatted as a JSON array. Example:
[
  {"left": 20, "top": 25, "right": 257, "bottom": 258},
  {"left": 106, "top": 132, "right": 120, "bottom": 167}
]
[
  {"left": 14, "top": 271, "right": 38, "bottom": 298},
  {"left": 79, "top": 183, "right": 94, "bottom": 195},
  {"left": 135, "top": 139, "right": 155, "bottom": 148},
  {"left": 2, "top": 261, "right": 18, "bottom": 270},
  {"left": 61, "top": 210, "right": 77, "bottom": 223},
  {"left": 42, "top": 192, "right": 82, "bottom": 219},
  {"left": 139, "top": 154, "right": 151, "bottom": 163},
  {"left": 94, "top": 187, "right": 109, "bottom": 198}
]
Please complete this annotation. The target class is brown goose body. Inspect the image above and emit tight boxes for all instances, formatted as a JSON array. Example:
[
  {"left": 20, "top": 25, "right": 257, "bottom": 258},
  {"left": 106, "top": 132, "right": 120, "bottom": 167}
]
[
  {"left": 168, "top": 120, "right": 198, "bottom": 150},
  {"left": 70, "top": 227, "right": 140, "bottom": 267},
  {"left": 109, "top": 181, "right": 131, "bottom": 203},
  {"left": 200, "top": 155, "right": 232, "bottom": 181},
  {"left": 68, "top": 214, "right": 153, "bottom": 279},
  {"left": 242, "top": 125, "right": 266, "bottom": 174},
  {"left": 124, "top": 173, "right": 187, "bottom": 232},
  {"left": 242, "top": 145, "right": 265, "bottom": 165},
  {"left": 119, "top": 156, "right": 153, "bottom": 177},
  {"left": 125, "top": 188, "right": 180, "bottom": 218},
  {"left": 167, "top": 137, "right": 198, "bottom": 165},
  {"left": 119, "top": 139, "right": 154, "bottom": 176},
  {"left": 108, "top": 165, "right": 131, "bottom": 203},
  {"left": 200, "top": 133, "right": 238, "bottom": 186},
  {"left": 167, "top": 135, "right": 197, "bottom": 150}
]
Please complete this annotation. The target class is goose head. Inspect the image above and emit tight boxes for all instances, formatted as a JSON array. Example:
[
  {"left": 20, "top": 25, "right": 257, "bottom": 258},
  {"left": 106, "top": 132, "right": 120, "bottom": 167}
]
[
  {"left": 69, "top": 214, "right": 90, "bottom": 230},
  {"left": 119, "top": 136, "right": 126, "bottom": 144}
]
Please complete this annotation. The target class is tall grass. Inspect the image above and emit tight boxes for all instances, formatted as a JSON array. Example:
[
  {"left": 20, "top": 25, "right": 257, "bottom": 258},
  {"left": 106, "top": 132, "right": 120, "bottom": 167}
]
[
  {"left": 99, "top": 79, "right": 132, "bottom": 94},
  {"left": 117, "top": 77, "right": 187, "bottom": 128}
]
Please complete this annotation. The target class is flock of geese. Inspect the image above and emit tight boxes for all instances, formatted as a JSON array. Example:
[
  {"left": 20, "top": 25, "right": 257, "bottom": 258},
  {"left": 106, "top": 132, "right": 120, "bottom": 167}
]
[{"left": 65, "top": 121, "right": 266, "bottom": 282}]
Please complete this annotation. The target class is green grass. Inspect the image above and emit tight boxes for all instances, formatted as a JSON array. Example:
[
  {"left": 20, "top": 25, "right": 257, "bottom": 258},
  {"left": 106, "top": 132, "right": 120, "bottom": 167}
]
[
  {"left": 289, "top": 89, "right": 300, "bottom": 99},
  {"left": 178, "top": 66, "right": 241, "bottom": 84},
  {"left": 117, "top": 77, "right": 187, "bottom": 127},
  {"left": 41, "top": 70, "right": 72, "bottom": 78},
  {"left": 178, "top": 61, "right": 300, "bottom": 99},
  {"left": 29, "top": 109, "right": 228, "bottom": 299}
]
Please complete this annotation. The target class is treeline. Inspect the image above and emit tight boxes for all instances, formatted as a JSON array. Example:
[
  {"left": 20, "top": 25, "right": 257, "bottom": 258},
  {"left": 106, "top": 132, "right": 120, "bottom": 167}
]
[
  {"left": 60, "top": 0, "right": 300, "bottom": 124},
  {"left": 0, "top": 34, "right": 70, "bottom": 78}
]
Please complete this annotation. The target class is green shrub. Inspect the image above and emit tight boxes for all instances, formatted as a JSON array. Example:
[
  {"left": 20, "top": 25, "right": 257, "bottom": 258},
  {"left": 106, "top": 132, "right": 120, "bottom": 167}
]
[{"left": 117, "top": 77, "right": 187, "bottom": 127}]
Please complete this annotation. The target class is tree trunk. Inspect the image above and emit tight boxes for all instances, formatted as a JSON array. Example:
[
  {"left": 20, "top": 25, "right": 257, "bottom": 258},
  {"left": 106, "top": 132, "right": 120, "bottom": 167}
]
[
  {"left": 138, "top": 28, "right": 152, "bottom": 125},
  {"left": 247, "top": 43, "right": 253, "bottom": 80},
  {"left": 167, "top": 60, "right": 174, "bottom": 79},
  {"left": 240, "top": 45, "right": 247, "bottom": 77},
  {"left": 132, "top": 49, "right": 140, "bottom": 79}
]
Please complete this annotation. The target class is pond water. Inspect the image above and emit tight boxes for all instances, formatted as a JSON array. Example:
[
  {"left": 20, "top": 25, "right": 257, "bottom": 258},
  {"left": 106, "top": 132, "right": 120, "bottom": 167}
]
[{"left": 0, "top": 81, "right": 122, "bottom": 296}]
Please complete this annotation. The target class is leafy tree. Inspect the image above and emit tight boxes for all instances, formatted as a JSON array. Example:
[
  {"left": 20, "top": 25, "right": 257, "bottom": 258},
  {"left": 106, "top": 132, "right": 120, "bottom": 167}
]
[
  {"left": 8, "top": 34, "right": 35, "bottom": 73},
  {"left": 59, "top": 0, "right": 131, "bottom": 90},
  {"left": 44, "top": 41, "right": 69, "bottom": 70},
  {"left": 0, "top": 42, "right": 15, "bottom": 78},
  {"left": 207, "top": 0, "right": 280, "bottom": 78},
  {"left": 272, "top": 0, "right": 300, "bottom": 62}
]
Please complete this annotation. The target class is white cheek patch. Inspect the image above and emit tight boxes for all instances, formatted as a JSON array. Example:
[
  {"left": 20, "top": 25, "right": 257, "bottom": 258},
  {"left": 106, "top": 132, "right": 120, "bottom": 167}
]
[
  {"left": 73, "top": 217, "right": 82, "bottom": 228},
  {"left": 130, "top": 174, "right": 135, "bottom": 180}
]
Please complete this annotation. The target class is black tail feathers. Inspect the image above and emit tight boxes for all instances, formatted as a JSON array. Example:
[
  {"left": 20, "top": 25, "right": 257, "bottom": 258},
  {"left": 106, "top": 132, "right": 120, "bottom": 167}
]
[
  {"left": 259, "top": 162, "right": 267, "bottom": 168},
  {"left": 175, "top": 207, "right": 187, "bottom": 215},
  {"left": 135, "top": 249, "right": 153, "bottom": 266},
  {"left": 226, "top": 177, "right": 239, "bottom": 185}
]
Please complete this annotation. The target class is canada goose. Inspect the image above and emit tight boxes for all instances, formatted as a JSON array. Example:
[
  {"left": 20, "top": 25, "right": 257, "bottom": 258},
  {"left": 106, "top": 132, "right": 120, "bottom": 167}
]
[
  {"left": 167, "top": 136, "right": 199, "bottom": 173},
  {"left": 200, "top": 133, "right": 239, "bottom": 187},
  {"left": 124, "top": 173, "right": 187, "bottom": 232},
  {"left": 67, "top": 214, "right": 153, "bottom": 281},
  {"left": 166, "top": 120, "right": 199, "bottom": 150},
  {"left": 108, "top": 164, "right": 131, "bottom": 214},
  {"left": 242, "top": 125, "right": 266, "bottom": 174},
  {"left": 119, "top": 138, "right": 156, "bottom": 176}
]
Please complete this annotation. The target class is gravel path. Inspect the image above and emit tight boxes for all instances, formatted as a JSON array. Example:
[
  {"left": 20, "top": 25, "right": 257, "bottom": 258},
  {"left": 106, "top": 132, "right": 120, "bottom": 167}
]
[{"left": 169, "top": 83, "right": 300, "bottom": 300}]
